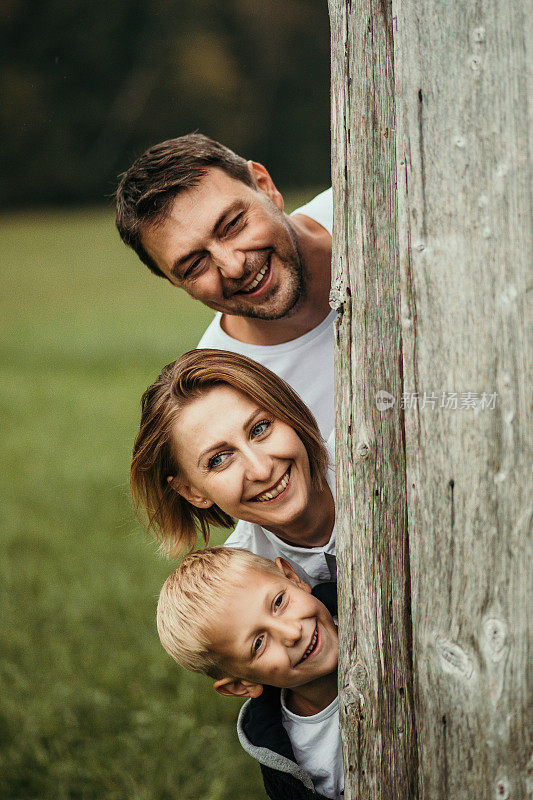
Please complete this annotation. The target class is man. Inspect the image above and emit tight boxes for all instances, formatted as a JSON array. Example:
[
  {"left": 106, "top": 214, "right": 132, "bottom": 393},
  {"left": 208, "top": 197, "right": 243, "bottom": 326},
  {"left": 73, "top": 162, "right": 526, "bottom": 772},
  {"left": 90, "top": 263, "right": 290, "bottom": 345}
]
[{"left": 115, "top": 134, "right": 334, "bottom": 437}]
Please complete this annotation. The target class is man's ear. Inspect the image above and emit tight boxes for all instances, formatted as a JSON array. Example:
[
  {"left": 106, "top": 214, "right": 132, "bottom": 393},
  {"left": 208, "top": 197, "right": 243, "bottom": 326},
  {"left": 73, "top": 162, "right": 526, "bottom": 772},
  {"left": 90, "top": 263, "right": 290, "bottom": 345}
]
[
  {"left": 213, "top": 676, "right": 264, "bottom": 699},
  {"left": 275, "top": 557, "right": 312, "bottom": 593},
  {"left": 166, "top": 475, "right": 214, "bottom": 509},
  {"left": 247, "top": 161, "right": 284, "bottom": 211}
]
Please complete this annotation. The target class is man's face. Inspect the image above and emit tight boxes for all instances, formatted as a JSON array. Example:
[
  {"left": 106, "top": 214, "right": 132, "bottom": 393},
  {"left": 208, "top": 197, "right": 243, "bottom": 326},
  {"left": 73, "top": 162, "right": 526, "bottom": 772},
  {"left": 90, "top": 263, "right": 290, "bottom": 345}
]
[
  {"left": 141, "top": 167, "right": 305, "bottom": 320},
  {"left": 209, "top": 565, "right": 338, "bottom": 691}
]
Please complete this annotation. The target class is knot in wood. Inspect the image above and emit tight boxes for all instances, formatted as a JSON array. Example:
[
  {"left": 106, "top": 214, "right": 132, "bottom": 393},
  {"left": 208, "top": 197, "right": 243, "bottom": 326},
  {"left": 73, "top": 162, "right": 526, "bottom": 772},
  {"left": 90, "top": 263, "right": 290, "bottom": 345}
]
[
  {"left": 494, "top": 777, "right": 510, "bottom": 800},
  {"left": 434, "top": 636, "right": 474, "bottom": 681},
  {"left": 343, "top": 663, "right": 368, "bottom": 712},
  {"left": 329, "top": 288, "right": 346, "bottom": 312},
  {"left": 482, "top": 615, "right": 507, "bottom": 663},
  {"left": 354, "top": 440, "right": 371, "bottom": 461}
]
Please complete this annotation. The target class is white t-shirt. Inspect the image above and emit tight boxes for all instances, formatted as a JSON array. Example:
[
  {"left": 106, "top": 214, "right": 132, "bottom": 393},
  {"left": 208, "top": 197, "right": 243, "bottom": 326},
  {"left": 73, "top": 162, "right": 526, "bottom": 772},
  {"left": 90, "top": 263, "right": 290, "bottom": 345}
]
[
  {"left": 197, "top": 188, "right": 335, "bottom": 439},
  {"left": 225, "top": 436, "right": 336, "bottom": 586},
  {"left": 281, "top": 693, "right": 344, "bottom": 800}
]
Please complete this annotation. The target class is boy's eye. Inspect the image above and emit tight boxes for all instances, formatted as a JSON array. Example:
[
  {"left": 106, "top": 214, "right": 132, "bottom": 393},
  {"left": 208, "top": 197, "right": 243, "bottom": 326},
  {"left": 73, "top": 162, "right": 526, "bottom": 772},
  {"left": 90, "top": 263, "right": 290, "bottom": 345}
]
[
  {"left": 251, "top": 420, "right": 271, "bottom": 438},
  {"left": 252, "top": 635, "right": 264, "bottom": 655}
]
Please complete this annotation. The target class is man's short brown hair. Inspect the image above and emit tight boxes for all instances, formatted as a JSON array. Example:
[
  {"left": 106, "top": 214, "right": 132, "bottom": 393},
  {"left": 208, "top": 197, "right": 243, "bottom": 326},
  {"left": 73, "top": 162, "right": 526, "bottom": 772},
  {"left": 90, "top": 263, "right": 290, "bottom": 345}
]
[{"left": 115, "top": 133, "right": 255, "bottom": 279}]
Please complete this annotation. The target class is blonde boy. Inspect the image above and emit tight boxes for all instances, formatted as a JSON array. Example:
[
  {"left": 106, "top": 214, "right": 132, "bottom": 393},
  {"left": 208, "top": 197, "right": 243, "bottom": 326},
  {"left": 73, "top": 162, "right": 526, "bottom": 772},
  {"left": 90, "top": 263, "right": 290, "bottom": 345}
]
[{"left": 157, "top": 547, "right": 343, "bottom": 800}]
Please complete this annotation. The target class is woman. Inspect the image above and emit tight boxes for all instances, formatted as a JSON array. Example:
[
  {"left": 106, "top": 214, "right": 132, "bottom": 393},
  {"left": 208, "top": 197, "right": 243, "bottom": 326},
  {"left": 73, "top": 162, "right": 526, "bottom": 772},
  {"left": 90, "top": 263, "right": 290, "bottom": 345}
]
[{"left": 131, "top": 350, "right": 336, "bottom": 583}]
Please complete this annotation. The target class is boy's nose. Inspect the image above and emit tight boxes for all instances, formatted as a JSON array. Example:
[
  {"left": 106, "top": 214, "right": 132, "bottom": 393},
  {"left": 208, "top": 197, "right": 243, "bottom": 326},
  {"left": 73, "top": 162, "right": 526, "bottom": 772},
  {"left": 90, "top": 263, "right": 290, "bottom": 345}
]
[{"left": 277, "top": 619, "right": 303, "bottom": 647}]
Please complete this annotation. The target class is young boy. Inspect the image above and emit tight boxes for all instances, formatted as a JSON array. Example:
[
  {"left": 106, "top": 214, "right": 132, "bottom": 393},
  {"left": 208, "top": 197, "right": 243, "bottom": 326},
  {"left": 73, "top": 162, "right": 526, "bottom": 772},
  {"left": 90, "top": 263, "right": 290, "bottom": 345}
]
[{"left": 157, "top": 547, "right": 343, "bottom": 800}]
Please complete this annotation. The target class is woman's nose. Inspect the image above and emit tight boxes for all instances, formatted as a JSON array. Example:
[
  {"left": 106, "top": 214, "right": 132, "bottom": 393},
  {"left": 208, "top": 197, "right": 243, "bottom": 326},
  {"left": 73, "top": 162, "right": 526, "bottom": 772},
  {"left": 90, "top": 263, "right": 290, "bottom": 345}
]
[{"left": 244, "top": 450, "right": 273, "bottom": 482}]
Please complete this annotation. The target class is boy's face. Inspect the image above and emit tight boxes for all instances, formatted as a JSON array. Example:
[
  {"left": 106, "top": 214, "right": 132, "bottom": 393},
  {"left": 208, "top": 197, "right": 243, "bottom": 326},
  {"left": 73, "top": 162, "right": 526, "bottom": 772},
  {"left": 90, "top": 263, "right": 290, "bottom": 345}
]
[{"left": 209, "top": 561, "right": 338, "bottom": 694}]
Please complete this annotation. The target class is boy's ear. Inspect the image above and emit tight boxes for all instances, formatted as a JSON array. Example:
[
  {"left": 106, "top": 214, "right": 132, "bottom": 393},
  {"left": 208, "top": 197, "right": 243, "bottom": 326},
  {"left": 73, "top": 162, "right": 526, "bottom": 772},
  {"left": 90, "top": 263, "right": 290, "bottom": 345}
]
[
  {"left": 275, "top": 558, "right": 311, "bottom": 593},
  {"left": 166, "top": 476, "right": 214, "bottom": 509},
  {"left": 213, "top": 677, "right": 264, "bottom": 699},
  {"left": 247, "top": 161, "right": 284, "bottom": 211}
]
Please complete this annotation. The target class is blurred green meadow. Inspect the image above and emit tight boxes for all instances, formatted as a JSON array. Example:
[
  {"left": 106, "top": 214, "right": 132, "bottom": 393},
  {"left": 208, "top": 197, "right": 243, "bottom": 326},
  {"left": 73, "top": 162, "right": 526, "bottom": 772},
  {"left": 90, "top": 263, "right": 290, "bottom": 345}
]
[{"left": 0, "top": 204, "right": 299, "bottom": 800}]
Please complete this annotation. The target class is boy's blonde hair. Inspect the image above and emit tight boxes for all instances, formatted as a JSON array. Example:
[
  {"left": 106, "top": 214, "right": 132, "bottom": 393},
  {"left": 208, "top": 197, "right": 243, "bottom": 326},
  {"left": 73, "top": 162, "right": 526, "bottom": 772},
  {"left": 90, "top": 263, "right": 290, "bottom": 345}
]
[
  {"left": 131, "top": 349, "right": 329, "bottom": 557},
  {"left": 157, "top": 547, "right": 281, "bottom": 679}
]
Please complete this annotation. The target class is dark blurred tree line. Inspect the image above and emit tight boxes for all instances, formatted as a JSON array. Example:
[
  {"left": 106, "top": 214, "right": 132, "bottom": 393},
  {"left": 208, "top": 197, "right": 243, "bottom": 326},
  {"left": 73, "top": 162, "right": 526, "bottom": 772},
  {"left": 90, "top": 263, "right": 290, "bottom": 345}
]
[{"left": 0, "top": 0, "right": 331, "bottom": 207}]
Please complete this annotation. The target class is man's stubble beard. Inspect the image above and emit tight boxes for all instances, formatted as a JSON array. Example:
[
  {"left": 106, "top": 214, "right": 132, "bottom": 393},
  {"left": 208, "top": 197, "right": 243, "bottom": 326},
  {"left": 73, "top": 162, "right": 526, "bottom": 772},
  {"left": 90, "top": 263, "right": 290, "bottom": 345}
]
[{"left": 224, "top": 219, "right": 307, "bottom": 322}]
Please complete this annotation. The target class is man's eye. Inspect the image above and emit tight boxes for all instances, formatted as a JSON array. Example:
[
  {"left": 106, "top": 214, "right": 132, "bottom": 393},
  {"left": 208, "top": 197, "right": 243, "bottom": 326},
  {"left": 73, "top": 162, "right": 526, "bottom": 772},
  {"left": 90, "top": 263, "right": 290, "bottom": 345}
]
[
  {"left": 224, "top": 213, "right": 243, "bottom": 235},
  {"left": 252, "top": 635, "right": 264, "bottom": 654},
  {"left": 251, "top": 420, "right": 271, "bottom": 438},
  {"left": 184, "top": 257, "right": 206, "bottom": 279}
]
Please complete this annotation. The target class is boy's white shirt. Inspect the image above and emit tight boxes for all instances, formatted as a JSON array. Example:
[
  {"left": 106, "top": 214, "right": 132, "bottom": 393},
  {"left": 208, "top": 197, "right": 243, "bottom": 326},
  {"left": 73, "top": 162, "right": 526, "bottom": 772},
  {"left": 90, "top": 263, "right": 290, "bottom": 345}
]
[
  {"left": 280, "top": 692, "right": 344, "bottom": 800},
  {"left": 224, "top": 433, "right": 336, "bottom": 586}
]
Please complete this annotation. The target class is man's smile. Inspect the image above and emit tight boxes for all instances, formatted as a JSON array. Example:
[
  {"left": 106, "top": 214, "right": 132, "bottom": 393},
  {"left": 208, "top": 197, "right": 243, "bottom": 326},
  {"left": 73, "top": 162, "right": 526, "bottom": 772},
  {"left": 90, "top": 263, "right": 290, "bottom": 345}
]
[{"left": 232, "top": 254, "right": 272, "bottom": 298}]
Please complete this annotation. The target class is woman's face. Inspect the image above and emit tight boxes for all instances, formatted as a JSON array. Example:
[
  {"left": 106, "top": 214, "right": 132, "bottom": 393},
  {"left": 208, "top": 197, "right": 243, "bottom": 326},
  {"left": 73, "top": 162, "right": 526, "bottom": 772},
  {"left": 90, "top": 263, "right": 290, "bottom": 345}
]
[{"left": 170, "top": 385, "right": 313, "bottom": 530}]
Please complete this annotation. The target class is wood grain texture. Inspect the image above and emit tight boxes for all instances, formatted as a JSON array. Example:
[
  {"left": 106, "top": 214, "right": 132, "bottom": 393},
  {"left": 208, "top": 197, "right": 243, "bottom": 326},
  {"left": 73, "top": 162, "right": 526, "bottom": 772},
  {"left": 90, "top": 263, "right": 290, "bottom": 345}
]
[
  {"left": 328, "top": 1, "right": 418, "bottom": 798},
  {"left": 393, "top": 1, "right": 531, "bottom": 797}
]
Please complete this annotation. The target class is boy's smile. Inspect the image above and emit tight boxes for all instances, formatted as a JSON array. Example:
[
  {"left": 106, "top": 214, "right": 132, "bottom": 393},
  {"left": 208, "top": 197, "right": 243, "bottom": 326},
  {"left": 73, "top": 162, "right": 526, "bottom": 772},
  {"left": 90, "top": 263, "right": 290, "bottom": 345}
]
[{"left": 208, "top": 562, "right": 338, "bottom": 693}]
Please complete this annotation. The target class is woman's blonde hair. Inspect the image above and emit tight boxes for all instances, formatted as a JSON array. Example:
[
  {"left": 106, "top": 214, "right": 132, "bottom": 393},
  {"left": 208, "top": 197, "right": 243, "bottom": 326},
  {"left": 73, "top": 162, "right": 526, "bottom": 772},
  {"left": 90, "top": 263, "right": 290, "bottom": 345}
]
[{"left": 130, "top": 349, "right": 328, "bottom": 556}]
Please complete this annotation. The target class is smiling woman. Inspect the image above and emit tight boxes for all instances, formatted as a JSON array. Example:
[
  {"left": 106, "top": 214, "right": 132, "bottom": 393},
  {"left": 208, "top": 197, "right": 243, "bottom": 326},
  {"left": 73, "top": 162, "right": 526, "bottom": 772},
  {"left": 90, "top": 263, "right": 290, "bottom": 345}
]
[{"left": 130, "top": 349, "right": 336, "bottom": 582}]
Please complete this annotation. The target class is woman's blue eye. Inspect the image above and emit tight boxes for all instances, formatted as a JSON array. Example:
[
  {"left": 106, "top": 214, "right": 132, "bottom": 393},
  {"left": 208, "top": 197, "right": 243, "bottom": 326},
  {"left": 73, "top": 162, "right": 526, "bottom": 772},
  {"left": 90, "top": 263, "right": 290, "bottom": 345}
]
[
  {"left": 207, "top": 453, "right": 225, "bottom": 469},
  {"left": 251, "top": 420, "right": 270, "bottom": 438}
]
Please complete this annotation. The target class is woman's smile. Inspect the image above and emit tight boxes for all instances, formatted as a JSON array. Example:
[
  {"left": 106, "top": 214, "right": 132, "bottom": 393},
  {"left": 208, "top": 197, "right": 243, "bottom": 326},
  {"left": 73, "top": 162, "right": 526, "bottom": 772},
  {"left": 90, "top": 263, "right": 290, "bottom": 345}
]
[
  {"left": 171, "top": 386, "right": 313, "bottom": 532},
  {"left": 249, "top": 466, "right": 291, "bottom": 502}
]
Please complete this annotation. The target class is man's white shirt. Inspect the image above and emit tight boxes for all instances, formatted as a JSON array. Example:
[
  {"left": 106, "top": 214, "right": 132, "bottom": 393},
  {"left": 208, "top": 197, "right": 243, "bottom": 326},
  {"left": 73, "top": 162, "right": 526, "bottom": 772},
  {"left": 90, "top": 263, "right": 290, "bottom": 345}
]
[{"left": 197, "top": 188, "right": 335, "bottom": 439}]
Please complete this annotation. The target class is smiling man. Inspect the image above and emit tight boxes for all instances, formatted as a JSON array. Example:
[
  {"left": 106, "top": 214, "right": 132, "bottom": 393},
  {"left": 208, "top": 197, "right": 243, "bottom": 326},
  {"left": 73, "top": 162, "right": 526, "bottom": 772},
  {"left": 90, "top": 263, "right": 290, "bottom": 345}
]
[{"left": 115, "top": 134, "right": 335, "bottom": 437}]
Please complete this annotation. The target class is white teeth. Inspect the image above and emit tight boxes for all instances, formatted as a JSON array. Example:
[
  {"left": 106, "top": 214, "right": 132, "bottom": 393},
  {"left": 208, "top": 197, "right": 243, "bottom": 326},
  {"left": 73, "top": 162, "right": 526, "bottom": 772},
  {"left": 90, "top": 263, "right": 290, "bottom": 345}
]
[
  {"left": 240, "top": 262, "right": 268, "bottom": 293},
  {"left": 254, "top": 469, "right": 290, "bottom": 502},
  {"left": 297, "top": 628, "right": 318, "bottom": 665}
]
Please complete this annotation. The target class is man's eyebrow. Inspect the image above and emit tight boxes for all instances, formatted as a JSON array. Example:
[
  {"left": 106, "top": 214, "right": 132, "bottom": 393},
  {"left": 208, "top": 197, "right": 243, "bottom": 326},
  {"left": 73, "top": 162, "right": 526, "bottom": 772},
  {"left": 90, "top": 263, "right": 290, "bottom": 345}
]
[
  {"left": 196, "top": 408, "right": 262, "bottom": 467},
  {"left": 170, "top": 200, "right": 246, "bottom": 280}
]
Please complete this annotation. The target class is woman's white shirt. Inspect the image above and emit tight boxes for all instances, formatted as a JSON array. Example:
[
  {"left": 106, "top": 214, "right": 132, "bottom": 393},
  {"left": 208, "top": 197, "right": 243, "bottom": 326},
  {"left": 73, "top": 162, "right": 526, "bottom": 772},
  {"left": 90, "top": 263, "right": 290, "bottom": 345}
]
[{"left": 224, "top": 436, "right": 336, "bottom": 586}]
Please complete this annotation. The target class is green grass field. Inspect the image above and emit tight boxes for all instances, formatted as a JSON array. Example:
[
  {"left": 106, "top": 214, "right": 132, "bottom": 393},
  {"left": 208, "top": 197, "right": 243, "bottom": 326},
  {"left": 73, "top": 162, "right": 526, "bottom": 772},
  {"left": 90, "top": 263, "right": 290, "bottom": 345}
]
[{"left": 0, "top": 202, "right": 324, "bottom": 800}]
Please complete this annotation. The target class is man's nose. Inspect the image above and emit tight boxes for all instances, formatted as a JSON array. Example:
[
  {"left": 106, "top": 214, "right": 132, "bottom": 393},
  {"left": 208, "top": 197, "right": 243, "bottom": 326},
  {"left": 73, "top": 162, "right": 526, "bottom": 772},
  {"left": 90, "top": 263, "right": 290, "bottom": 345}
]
[{"left": 211, "top": 245, "right": 246, "bottom": 280}]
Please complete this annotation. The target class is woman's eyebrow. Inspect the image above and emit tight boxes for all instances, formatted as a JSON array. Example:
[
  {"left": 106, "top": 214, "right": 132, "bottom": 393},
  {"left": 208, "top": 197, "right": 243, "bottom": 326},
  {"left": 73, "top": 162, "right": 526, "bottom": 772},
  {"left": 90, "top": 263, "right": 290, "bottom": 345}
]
[
  {"left": 196, "top": 441, "right": 229, "bottom": 466},
  {"left": 196, "top": 408, "right": 264, "bottom": 466}
]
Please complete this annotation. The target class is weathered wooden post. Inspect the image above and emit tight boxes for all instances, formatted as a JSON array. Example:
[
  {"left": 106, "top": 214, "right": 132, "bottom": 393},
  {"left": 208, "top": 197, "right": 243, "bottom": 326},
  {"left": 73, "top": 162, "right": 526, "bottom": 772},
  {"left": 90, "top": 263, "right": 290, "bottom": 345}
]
[
  {"left": 328, "top": 1, "right": 418, "bottom": 798},
  {"left": 394, "top": 1, "right": 531, "bottom": 797},
  {"left": 329, "top": 0, "right": 531, "bottom": 798}
]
